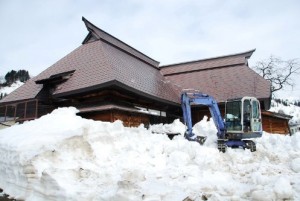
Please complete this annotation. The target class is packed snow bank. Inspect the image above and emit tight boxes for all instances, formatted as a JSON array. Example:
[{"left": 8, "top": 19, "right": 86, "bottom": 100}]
[{"left": 0, "top": 107, "right": 299, "bottom": 201}]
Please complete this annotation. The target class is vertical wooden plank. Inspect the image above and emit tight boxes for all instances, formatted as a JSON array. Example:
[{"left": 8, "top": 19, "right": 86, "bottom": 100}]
[
  {"left": 14, "top": 104, "right": 17, "bottom": 121},
  {"left": 4, "top": 106, "right": 7, "bottom": 122},
  {"left": 35, "top": 99, "right": 38, "bottom": 118},
  {"left": 111, "top": 110, "right": 113, "bottom": 122},
  {"left": 24, "top": 101, "right": 27, "bottom": 119}
]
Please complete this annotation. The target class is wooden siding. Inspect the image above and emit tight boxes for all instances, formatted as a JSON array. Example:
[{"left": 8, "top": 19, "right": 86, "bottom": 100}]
[
  {"left": 262, "top": 115, "right": 290, "bottom": 135},
  {"left": 80, "top": 109, "right": 150, "bottom": 127},
  {"left": 0, "top": 99, "right": 54, "bottom": 123}
]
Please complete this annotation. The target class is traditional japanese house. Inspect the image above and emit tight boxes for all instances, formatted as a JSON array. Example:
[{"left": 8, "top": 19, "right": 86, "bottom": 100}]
[{"left": 1, "top": 17, "right": 288, "bottom": 134}]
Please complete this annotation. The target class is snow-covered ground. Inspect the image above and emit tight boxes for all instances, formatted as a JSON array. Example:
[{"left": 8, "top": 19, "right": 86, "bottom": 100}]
[{"left": 0, "top": 107, "right": 299, "bottom": 201}]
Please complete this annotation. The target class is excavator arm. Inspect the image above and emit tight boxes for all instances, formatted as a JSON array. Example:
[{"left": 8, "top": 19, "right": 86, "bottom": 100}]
[{"left": 181, "top": 92, "right": 226, "bottom": 144}]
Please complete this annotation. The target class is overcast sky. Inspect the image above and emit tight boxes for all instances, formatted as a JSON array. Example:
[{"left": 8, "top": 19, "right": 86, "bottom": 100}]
[{"left": 0, "top": 0, "right": 299, "bottom": 98}]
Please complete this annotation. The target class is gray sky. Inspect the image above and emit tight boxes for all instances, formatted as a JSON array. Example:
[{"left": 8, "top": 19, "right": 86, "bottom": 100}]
[{"left": 0, "top": 0, "right": 299, "bottom": 98}]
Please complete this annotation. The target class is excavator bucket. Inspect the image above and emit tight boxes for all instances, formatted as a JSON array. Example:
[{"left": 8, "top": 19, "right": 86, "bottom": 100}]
[
  {"left": 184, "top": 133, "right": 207, "bottom": 145},
  {"left": 195, "top": 136, "right": 207, "bottom": 145}
]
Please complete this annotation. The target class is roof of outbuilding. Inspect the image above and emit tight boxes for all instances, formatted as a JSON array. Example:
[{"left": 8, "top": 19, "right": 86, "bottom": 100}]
[{"left": 261, "top": 111, "right": 293, "bottom": 120}]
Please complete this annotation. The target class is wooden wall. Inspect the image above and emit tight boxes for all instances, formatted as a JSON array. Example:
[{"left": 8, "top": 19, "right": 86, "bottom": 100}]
[
  {"left": 80, "top": 110, "right": 150, "bottom": 127},
  {"left": 262, "top": 115, "right": 290, "bottom": 135}
]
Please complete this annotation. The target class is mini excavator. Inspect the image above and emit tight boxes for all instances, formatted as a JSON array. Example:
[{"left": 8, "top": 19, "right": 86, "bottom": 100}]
[{"left": 181, "top": 92, "right": 263, "bottom": 152}]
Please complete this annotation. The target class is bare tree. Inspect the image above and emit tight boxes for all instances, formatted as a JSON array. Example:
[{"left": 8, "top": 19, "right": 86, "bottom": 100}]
[{"left": 253, "top": 55, "right": 300, "bottom": 94}]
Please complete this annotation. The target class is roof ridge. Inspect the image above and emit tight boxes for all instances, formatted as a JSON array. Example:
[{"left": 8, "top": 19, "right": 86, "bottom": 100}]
[
  {"left": 160, "top": 49, "right": 256, "bottom": 68},
  {"left": 82, "top": 17, "right": 160, "bottom": 67}
]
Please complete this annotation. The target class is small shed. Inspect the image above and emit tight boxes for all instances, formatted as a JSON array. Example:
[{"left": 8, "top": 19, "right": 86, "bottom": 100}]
[{"left": 261, "top": 111, "right": 292, "bottom": 135}]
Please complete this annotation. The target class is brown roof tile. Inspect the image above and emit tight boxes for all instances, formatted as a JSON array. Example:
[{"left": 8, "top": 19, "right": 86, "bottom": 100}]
[
  {"left": 0, "top": 79, "right": 42, "bottom": 103},
  {"left": 1, "top": 26, "right": 179, "bottom": 105},
  {"left": 159, "top": 49, "right": 271, "bottom": 103},
  {"left": 162, "top": 64, "right": 271, "bottom": 102},
  {"left": 82, "top": 17, "right": 160, "bottom": 67},
  {"left": 160, "top": 49, "right": 255, "bottom": 75}
]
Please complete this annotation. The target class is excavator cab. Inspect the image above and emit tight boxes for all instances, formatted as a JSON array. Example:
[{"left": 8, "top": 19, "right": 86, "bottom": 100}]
[{"left": 225, "top": 97, "right": 262, "bottom": 139}]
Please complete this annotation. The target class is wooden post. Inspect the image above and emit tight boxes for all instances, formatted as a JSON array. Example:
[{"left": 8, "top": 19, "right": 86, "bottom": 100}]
[
  {"left": 35, "top": 99, "right": 38, "bottom": 119},
  {"left": 4, "top": 106, "right": 7, "bottom": 122},
  {"left": 24, "top": 101, "right": 27, "bottom": 119},
  {"left": 14, "top": 104, "right": 17, "bottom": 121}
]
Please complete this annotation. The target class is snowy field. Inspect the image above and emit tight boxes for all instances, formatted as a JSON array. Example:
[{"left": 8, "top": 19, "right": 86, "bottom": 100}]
[{"left": 0, "top": 107, "right": 299, "bottom": 201}]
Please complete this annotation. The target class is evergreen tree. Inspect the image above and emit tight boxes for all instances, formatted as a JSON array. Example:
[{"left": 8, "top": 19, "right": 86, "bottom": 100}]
[
  {"left": 5, "top": 70, "right": 17, "bottom": 85},
  {"left": 4, "top": 69, "right": 30, "bottom": 85},
  {"left": 17, "top": 70, "right": 30, "bottom": 82}
]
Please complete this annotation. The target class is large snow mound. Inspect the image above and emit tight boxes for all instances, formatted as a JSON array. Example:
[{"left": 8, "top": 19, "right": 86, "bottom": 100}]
[{"left": 0, "top": 107, "right": 299, "bottom": 201}]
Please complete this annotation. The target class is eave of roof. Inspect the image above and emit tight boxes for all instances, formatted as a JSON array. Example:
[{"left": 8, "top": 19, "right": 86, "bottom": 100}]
[
  {"left": 78, "top": 104, "right": 160, "bottom": 116},
  {"left": 53, "top": 80, "right": 180, "bottom": 106},
  {"left": 262, "top": 111, "right": 293, "bottom": 120}
]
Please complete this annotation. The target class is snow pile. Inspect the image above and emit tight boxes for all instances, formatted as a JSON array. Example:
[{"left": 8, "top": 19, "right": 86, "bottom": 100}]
[
  {"left": 0, "top": 107, "right": 299, "bottom": 201},
  {"left": 270, "top": 99, "right": 300, "bottom": 124},
  {"left": 0, "top": 80, "right": 23, "bottom": 96},
  {"left": 149, "top": 119, "right": 186, "bottom": 134}
]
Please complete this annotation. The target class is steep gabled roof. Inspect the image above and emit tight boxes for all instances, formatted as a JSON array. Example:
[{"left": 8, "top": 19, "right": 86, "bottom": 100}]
[
  {"left": 160, "top": 50, "right": 271, "bottom": 103},
  {"left": 0, "top": 18, "right": 179, "bottom": 105},
  {"left": 82, "top": 17, "right": 160, "bottom": 67}
]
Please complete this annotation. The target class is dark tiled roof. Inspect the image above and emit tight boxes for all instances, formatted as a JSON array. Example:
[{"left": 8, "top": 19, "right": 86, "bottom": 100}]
[
  {"left": 160, "top": 50, "right": 271, "bottom": 103},
  {"left": 82, "top": 17, "right": 160, "bottom": 67},
  {"left": 0, "top": 79, "right": 42, "bottom": 103},
  {"left": 0, "top": 18, "right": 270, "bottom": 107},
  {"left": 0, "top": 20, "right": 179, "bottom": 105},
  {"left": 49, "top": 40, "right": 179, "bottom": 103},
  {"left": 160, "top": 49, "right": 255, "bottom": 75}
]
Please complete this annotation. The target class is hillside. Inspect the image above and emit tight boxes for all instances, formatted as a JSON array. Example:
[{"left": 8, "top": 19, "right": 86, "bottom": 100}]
[
  {"left": 269, "top": 99, "right": 300, "bottom": 124},
  {"left": 0, "top": 70, "right": 30, "bottom": 100},
  {"left": 0, "top": 81, "right": 24, "bottom": 100}
]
